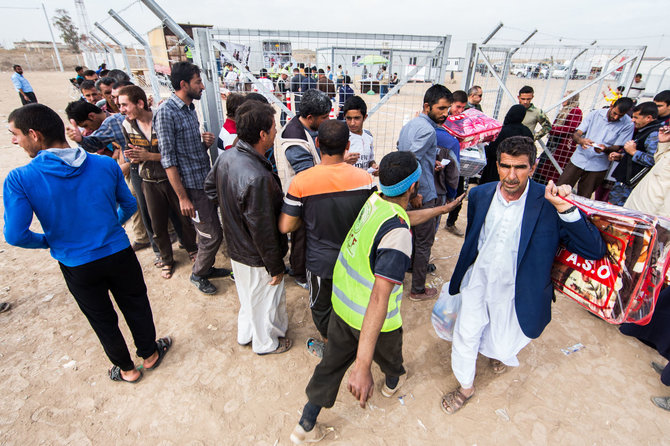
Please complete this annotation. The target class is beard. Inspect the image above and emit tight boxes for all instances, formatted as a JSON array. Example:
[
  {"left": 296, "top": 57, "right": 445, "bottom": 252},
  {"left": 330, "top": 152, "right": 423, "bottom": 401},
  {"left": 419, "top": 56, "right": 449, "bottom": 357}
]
[{"left": 186, "top": 88, "right": 202, "bottom": 101}]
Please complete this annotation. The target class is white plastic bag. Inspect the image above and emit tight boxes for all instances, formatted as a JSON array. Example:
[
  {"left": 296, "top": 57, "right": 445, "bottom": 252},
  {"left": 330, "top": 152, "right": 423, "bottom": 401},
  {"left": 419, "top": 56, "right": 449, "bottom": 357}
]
[{"left": 431, "top": 281, "right": 461, "bottom": 341}]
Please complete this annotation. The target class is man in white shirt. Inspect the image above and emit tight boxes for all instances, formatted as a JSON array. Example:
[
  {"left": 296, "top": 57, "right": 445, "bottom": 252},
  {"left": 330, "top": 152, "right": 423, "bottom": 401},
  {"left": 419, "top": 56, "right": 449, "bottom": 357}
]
[
  {"left": 342, "top": 96, "right": 377, "bottom": 173},
  {"left": 440, "top": 135, "right": 606, "bottom": 415},
  {"left": 629, "top": 73, "right": 646, "bottom": 100}
]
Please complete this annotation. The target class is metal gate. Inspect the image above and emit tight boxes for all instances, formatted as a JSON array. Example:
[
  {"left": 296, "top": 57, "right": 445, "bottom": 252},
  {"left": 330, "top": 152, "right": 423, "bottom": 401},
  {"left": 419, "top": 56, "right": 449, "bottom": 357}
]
[{"left": 462, "top": 43, "right": 647, "bottom": 179}]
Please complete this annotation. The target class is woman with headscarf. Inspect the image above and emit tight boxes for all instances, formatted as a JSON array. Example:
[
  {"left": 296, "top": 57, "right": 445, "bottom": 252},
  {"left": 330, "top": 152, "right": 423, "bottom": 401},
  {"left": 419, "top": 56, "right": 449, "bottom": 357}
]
[
  {"left": 533, "top": 92, "right": 582, "bottom": 184},
  {"left": 479, "top": 104, "right": 532, "bottom": 184}
]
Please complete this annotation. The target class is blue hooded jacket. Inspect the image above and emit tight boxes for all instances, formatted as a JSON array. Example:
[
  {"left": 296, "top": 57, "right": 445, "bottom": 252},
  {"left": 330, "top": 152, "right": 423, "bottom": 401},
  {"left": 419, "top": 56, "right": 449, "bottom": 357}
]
[{"left": 3, "top": 147, "right": 136, "bottom": 267}]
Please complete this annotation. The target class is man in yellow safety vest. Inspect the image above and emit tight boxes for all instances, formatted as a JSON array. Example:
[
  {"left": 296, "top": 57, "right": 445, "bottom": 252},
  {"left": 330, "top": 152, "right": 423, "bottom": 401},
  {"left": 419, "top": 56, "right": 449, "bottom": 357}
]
[{"left": 290, "top": 151, "right": 464, "bottom": 444}]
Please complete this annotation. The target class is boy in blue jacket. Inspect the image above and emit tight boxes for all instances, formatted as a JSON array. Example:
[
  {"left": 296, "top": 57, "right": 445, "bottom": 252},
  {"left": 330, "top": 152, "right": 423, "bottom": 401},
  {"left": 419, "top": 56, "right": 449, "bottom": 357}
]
[{"left": 3, "top": 104, "right": 172, "bottom": 384}]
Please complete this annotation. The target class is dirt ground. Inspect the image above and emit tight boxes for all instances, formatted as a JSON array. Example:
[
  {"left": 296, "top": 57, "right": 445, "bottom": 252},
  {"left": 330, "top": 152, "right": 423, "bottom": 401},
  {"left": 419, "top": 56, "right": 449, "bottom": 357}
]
[{"left": 0, "top": 71, "right": 669, "bottom": 445}]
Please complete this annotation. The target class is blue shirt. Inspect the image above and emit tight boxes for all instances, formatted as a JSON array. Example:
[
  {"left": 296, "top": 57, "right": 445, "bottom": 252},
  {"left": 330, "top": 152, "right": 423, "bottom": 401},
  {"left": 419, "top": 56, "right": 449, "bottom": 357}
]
[
  {"left": 436, "top": 126, "right": 461, "bottom": 162},
  {"left": 397, "top": 113, "right": 439, "bottom": 202},
  {"left": 11, "top": 72, "right": 33, "bottom": 93},
  {"left": 80, "top": 113, "right": 127, "bottom": 157},
  {"left": 569, "top": 108, "right": 634, "bottom": 172}
]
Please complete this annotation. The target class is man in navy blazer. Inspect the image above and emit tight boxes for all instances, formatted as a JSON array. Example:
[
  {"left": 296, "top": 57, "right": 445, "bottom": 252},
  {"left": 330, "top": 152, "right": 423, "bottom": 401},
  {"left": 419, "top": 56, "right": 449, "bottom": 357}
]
[{"left": 441, "top": 136, "right": 606, "bottom": 415}]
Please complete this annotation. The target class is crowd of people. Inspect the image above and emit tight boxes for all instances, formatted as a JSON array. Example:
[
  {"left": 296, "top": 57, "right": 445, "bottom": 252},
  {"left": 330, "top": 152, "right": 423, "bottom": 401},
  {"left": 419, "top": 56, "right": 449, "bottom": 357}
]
[{"left": 3, "top": 61, "right": 670, "bottom": 444}]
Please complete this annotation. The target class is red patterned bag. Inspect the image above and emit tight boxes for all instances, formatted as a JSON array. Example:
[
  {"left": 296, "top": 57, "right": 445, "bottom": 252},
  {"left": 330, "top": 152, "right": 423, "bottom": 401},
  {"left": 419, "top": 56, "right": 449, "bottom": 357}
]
[
  {"left": 551, "top": 196, "right": 670, "bottom": 325},
  {"left": 442, "top": 108, "right": 502, "bottom": 150}
]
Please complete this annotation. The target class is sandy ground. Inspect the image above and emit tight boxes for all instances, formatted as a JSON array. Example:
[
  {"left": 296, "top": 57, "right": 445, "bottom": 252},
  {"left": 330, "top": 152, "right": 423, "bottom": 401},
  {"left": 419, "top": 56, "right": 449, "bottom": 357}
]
[{"left": 0, "top": 71, "right": 669, "bottom": 445}]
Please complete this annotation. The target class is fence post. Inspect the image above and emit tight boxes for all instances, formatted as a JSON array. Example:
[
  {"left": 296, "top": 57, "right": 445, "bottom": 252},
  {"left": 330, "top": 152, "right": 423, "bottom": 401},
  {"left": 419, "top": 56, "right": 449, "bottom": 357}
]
[
  {"left": 42, "top": 3, "right": 64, "bottom": 72},
  {"left": 192, "top": 27, "right": 222, "bottom": 161},
  {"left": 90, "top": 33, "right": 115, "bottom": 69},
  {"left": 108, "top": 8, "right": 161, "bottom": 101},
  {"left": 95, "top": 21, "right": 135, "bottom": 82}
]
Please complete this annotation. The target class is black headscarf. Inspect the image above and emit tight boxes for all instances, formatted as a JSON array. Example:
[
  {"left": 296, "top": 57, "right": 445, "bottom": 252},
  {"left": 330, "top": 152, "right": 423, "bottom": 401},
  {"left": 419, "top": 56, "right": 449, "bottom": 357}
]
[{"left": 479, "top": 104, "right": 534, "bottom": 184}]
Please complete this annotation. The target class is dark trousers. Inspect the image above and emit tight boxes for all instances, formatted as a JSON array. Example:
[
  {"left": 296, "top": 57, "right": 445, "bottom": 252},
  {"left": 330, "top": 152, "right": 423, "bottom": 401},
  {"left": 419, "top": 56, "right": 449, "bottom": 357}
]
[
  {"left": 289, "top": 225, "right": 307, "bottom": 282},
  {"left": 19, "top": 91, "right": 37, "bottom": 105},
  {"left": 59, "top": 247, "right": 157, "bottom": 371},
  {"left": 556, "top": 161, "right": 607, "bottom": 198},
  {"left": 409, "top": 198, "right": 437, "bottom": 293},
  {"left": 446, "top": 177, "right": 465, "bottom": 227},
  {"left": 307, "top": 271, "right": 332, "bottom": 338},
  {"left": 143, "top": 180, "right": 198, "bottom": 265},
  {"left": 305, "top": 312, "right": 405, "bottom": 408},
  {"left": 186, "top": 187, "right": 223, "bottom": 277}
]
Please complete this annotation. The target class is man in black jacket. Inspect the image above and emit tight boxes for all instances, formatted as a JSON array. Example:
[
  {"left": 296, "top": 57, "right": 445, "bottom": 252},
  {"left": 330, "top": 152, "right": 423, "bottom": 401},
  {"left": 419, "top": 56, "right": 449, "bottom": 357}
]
[{"left": 204, "top": 101, "right": 291, "bottom": 355}]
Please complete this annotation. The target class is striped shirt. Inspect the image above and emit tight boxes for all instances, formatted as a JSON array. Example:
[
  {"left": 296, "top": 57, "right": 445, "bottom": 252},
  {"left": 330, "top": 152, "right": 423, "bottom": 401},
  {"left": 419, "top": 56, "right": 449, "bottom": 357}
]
[
  {"left": 154, "top": 93, "right": 210, "bottom": 189},
  {"left": 282, "top": 163, "right": 376, "bottom": 278}
]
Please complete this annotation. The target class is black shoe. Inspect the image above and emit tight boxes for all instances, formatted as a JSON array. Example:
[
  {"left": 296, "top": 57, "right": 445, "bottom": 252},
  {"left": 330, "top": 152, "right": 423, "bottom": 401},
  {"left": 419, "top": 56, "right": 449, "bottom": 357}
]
[
  {"left": 190, "top": 274, "right": 217, "bottom": 294},
  {"left": 427, "top": 263, "right": 437, "bottom": 273},
  {"left": 205, "top": 267, "right": 233, "bottom": 279}
]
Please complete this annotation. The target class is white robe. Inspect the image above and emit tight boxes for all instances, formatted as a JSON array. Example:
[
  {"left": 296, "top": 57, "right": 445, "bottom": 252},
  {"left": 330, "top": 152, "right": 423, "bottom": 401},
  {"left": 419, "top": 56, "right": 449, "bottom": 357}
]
[{"left": 450, "top": 183, "right": 580, "bottom": 388}]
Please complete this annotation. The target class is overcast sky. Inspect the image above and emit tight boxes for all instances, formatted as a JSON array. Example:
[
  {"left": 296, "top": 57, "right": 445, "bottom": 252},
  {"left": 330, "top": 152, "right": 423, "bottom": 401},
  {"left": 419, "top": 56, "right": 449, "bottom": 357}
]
[{"left": 0, "top": 0, "right": 667, "bottom": 58}]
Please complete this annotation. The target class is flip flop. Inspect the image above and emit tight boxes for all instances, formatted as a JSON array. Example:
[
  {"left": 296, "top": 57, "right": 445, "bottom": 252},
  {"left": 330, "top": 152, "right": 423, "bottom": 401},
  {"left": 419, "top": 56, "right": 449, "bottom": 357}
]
[
  {"left": 441, "top": 387, "right": 474, "bottom": 415},
  {"left": 145, "top": 336, "right": 172, "bottom": 371},
  {"left": 258, "top": 337, "right": 292, "bottom": 355},
  {"left": 0, "top": 302, "right": 10, "bottom": 313},
  {"left": 161, "top": 263, "right": 175, "bottom": 280},
  {"left": 490, "top": 359, "right": 507, "bottom": 374},
  {"left": 109, "top": 365, "right": 143, "bottom": 384},
  {"left": 306, "top": 337, "right": 325, "bottom": 358},
  {"left": 154, "top": 256, "right": 165, "bottom": 268}
]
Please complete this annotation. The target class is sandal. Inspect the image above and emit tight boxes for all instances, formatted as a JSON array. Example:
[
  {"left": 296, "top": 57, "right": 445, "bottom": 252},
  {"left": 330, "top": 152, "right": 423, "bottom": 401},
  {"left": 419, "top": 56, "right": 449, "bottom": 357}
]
[
  {"left": 490, "top": 359, "right": 507, "bottom": 374},
  {"left": 161, "top": 263, "right": 175, "bottom": 280},
  {"left": 306, "top": 337, "right": 326, "bottom": 358},
  {"left": 258, "top": 337, "right": 292, "bottom": 355},
  {"left": 189, "top": 251, "right": 198, "bottom": 263},
  {"left": 109, "top": 365, "right": 143, "bottom": 384},
  {"left": 145, "top": 336, "right": 172, "bottom": 371},
  {"left": 441, "top": 387, "right": 474, "bottom": 415},
  {"left": 154, "top": 256, "right": 165, "bottom": 268}
]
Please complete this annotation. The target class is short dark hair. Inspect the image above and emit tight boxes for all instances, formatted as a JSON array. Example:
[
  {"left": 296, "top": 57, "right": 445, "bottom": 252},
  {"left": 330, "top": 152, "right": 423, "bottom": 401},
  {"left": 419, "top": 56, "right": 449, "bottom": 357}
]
[
  {"left": 75, "top": 66, "right": 83, "bottom": 72},
  {"left": 452, "top": 90, "right": 468, "bottom": 103},
  {"left": 8, "top": 104, "right": 66, "bottom": 147},
  {"left": 423, "top": 84, "right": 453, "bottom": 107},
  {"left": 299, "top": 89, "right": 331, "bottom": 119},
  {"left": 635, "top": 73, "right": 642, "bottom": 79},
  {"left": 342, "top": 95, "right": 367, "bottom": 116},
  {"left": 112, "top": 80, "right": 134, "bottom": 90},
  {"left": 259, "top": 68, "right": 268, "bottom": 77},
  {"left": 654, "top": 90, "right": 670, "bottom": 105},
  {"left": 633, "top": 101, "right": 659, "bottom": 119},
  {"left": 170, "top": 62, "right": 200, "bottom": 90},
  {"left": 317, "top": 120, "right": 349, "bottom": 156},
  {"left": 379, "top": 151, "right": 418, "bottom": 191},
  {"left": 118, "top": 85, "right": 150, "bottom": 111},
  {"left": 235, "top": 101, "right": 275, "bottom": 145},
  {"left": 95, "top": 77, "right": 115, "bottom": 90},
  {"left": 244, "top": 92, "right": 269, "bottom": 104},
  {"left": 80, "top": 80, "right": 96, "bottom": 91},
  {"left": 496, "top": 135, "right": 536, "bottom": 166},
  {"left": 106, "top": 69, "right": 130, "bottom": 83},
  {"left": 83, "top": 70, "right": 96, "bottom": 77},
  {"left": 65, "top": 101, "right": 102, "bottom": 124},
  {"left": 226, "top": 93, "right": 246, "bottom": 117},
  {"left": 99, "top": 69, "right": 110, "bottom": 77},
  {"left": 13, "top": 64, "right": 21, "bottom": 70},
  {"left": 519, "top": 86, "right": 534, "bottom": 95},
  {"left": 613, "top": 97, "right": 634, "bottom": 114},
  {"left": 318, "top": 68, "right": 325, "bottom": 74},
  {"left": 468, "top": 85, "right": 482, "bottom": 96},
  {"left": 343, "top": 75, "right": 352, "bottom": 84}
]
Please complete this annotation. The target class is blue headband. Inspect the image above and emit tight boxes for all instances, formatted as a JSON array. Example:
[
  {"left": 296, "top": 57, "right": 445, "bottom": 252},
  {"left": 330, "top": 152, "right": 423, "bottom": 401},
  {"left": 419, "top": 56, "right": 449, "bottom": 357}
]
[{"left": 380, "top": 164, "right": 422, "bottom": 197}]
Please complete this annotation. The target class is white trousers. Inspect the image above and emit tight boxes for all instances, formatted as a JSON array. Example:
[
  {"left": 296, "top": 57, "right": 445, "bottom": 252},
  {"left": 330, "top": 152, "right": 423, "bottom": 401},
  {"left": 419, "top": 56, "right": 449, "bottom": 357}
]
[
  {"left": 231, "top": 260, "right": 288, "bottom": 354},
  {"left": 451, "top": 272, "right": 531, "bottom": 388}
]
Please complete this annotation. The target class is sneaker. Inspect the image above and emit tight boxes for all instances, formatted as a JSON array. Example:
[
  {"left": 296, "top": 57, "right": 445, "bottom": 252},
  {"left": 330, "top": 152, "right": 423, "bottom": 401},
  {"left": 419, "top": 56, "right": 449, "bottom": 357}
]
[
  {"left": 381, "top": 373, "right": 407, "bottom": 398},
  {"left": 427, "top": 263, "right": 437, "bottom": 274},
  {"left": 190, "top": 274, "right": 217, "bottom": 294},
  {"left": 295, "top": 279, "right": 309, "bottom": 290},
  {"left": 652, "top": 396, "right": 670, "bottom": 411},
  {"left": 445, "top": 225, "right": 464, "bottom": 237},
  {"left": 409, "top": 287, "right": 438, "bottom": 302},
  {"left": 290, "top": 423, "right": 329, "bottom": 445},
  {"left": 206, "top": 267, "right": 234, "bottom": 281}
]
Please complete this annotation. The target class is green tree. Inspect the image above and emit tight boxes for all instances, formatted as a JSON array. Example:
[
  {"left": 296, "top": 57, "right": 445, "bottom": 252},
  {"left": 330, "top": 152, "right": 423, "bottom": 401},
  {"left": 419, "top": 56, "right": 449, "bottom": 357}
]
[{"left": 52, "top": 9, "right": 80, "bottom": 52}]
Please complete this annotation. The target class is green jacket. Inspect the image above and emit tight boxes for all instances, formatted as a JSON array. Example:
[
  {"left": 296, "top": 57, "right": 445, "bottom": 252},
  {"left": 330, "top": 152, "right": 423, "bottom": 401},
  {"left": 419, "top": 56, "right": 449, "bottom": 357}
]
[{"left": 522, "top": 104, "right": 552, "bottom": 141}]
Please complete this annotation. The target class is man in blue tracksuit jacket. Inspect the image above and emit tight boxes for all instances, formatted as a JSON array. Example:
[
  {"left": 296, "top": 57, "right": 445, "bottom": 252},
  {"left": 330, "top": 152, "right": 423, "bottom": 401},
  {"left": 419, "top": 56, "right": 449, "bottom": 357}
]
[{"left": 3, "top": 104, "right": 172, "bottom": 384}]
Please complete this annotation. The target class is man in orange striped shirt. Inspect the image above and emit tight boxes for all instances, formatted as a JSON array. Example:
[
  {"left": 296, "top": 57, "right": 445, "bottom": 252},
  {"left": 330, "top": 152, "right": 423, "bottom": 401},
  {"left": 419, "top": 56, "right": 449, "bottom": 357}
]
[{"left": 279, "top": 120, "right": 376, "bottom": 357}]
